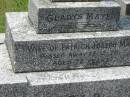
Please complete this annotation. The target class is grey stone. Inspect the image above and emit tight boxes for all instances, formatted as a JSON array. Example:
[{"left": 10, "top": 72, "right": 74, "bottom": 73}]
[
  {"left": 51, "top": 0, "right": 101, "bottom": 2},
  {"left": 5, "top": 12, "right": 130, "bottom": 73},
  {"left": 27, "top": 66, "right": 130, "bottom": 97},
  {"left": 28, "top": 0, "right": 120, "bottom": 34},
  {"left": 2, "top": 42, "right": 130, "bottom": 97},
  {"left": 0, "top": 44, "right": 28, "bottom": 97},
  {"left": 0, "top": 33, "right": 5, "bottom": 44},
  {"left": 115, "top": 0, "right": 130, "bottom": 15},
  {"left": 51, "top": 0, "right": 113, "bottom": 2}
]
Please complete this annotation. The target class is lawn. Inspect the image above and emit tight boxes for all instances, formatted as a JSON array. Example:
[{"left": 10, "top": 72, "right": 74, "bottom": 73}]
[{"left": 0, "top": 0, "right": 28, "bottom": 33}]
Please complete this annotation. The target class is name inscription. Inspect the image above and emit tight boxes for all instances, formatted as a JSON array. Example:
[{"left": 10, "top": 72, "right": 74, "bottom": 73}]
[{"left": 45, "top": 13, "right": 117, "bottom": 22}]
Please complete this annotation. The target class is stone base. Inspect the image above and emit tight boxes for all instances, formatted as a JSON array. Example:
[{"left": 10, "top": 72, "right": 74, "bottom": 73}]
[
  {"left": 1, "top": 43, "right": 130, "bottom": 97},
  {"left": 5, "top": 12, "right": 130, "bottom": 73},
  {"left": 0, "top": 44, "right": 27, "bottom": 97}
]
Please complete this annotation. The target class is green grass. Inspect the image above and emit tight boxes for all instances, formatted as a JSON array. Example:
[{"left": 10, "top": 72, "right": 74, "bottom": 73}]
[
  {"left": 0, "top": 0, "right": 28, "bottom": 33},
  {"left": 0, "top": 15, "right": 5, "bottom": 33}
]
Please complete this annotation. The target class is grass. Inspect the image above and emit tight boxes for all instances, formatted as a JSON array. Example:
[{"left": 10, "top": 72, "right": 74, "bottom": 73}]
[
  {"left": 0, "top": 0, "right": 28, "bottom": 33},
  {"left": 0, "top": 15, "right": 5, "bottom": 33}
]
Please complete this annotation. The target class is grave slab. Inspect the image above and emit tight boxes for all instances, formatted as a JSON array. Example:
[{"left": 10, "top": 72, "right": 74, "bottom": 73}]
[
  {"left": 5, "top": 12, "right": 130, "bottom": 73},
  {"left": 27, "top": 66, "right": 130, "bottom": 97},
  {"left": 28, "top": 0, "right": 120, "bottom": 33},
  {"left": 2, "top": 43, "right": 130, "bottom": 97}
]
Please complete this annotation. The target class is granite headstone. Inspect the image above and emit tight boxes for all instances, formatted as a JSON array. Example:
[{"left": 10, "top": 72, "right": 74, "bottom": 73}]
[
  {"left": 28, "top": 0, "right": 120, "bottom": 34},
  {"left": 5, "top": 12, "right": 130, "bottom": 73},
  {"left": 1, "top": 43, "right": 130, "bottom": 97}
]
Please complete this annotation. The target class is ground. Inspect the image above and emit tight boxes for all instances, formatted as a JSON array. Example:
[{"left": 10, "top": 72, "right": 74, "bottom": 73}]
[{"left": 0, "top": 0, "right": 28, "bottom": 33}]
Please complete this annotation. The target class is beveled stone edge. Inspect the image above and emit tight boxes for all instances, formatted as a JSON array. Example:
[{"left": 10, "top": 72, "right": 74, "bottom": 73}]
[
  {"left": 6, "top": 12, "right": 130, "bottom": 42},
  {"left": 0, "top": 33, "right": 5, "bottom": 44},
  {"left": 32, "top": 0, "right": 120, "bottom": 9}
]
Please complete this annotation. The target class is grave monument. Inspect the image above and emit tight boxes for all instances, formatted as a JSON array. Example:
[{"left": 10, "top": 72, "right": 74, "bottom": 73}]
[{"left": 1, "top": 0, "right": 130, "bottom": 96}]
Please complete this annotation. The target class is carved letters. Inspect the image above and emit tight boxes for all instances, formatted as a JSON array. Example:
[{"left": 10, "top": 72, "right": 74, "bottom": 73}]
[{"left": 45, "top": 13, "right": 116, "bottom": 22}]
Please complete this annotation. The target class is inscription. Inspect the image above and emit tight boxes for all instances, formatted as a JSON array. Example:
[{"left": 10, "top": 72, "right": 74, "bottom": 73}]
[
  {"left": 18, "top": 38, "right": 130, "bottom": 52},
  {"left": 46, "top": 14, "right": 82, "bottom": 22},
  {"left": 51, "top": 53, "right": 113, "bottom": 66},
  {"left": 46, "top": 13, "right": 116, "bottom": 22},
  {"left": 16, "top": 38, "right": 130, "bottom": 66}
]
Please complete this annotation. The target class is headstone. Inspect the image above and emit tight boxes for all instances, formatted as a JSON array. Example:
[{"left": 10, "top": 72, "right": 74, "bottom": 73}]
[
  {"left": 3, "top": 0, "right": 130, "bottom": 95},
  {"left": 1, "top": 43, "right": 130, "bottom": 97},
  {"left": 5, "top": 12, "right": 130, "bottom": 73},
  {"left": 28, "top": 0, "right": 120, "bottom": 34}
]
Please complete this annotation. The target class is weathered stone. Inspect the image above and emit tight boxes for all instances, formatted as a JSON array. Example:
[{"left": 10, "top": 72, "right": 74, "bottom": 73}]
[
  {"left": 28, "top": 0, "right": 120, "bottom": 34},
  {"left": 5, "top": 12, "right": 130, "bottom": 73},
  {"left": 2, "top": 42, "right": 130, "bottom": 97},
  {"left": 27, "top": 66, "right": 130, "bottom": 97},
  {"left": 51, "top": 0, "right": 113, "bottom": 1},
  {"left": 51, "top": 0, "right": 113, "bottom": 2},
  {"left": 115, "top": 0, "right": 130, "bottom": 15},
  {"left": 0, "top": 33, "right": 5, "bottom": 44},
  {"left": 0, "top": 44, "right": 28, "bottom": 97},
  {"left": 51, "top": 0, "right": 101, "bottom": 2}
]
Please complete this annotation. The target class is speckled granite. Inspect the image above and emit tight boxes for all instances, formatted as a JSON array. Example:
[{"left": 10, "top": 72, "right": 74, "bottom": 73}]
[
  {"left": 51, "top": 0, "right": 101, "bottom": 2},
  {"left": 51, "top": 0, "right": 113, "bottom": 2},
  {"left": 0, "top": 44, "right": 28, "bottom": 97},
  {"left": 0, "top": 33, "right": 5, "bottom": 44},
  {"left": 28, "top": 0, "right": 120, "bottom": 33},
  {"left": 27, "top": 66, "right": 130, "bottom": 97},
  {"left": 1, "top": 43, "right": 130, "bottom": 97},
  {"left": 5, "top": 12, "right": 130, "bottom": 73}
]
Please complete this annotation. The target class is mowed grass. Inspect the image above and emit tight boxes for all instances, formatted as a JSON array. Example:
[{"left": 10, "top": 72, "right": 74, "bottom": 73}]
[{"left": 0, "top": 0, "right": 28, "bottom": 33}]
